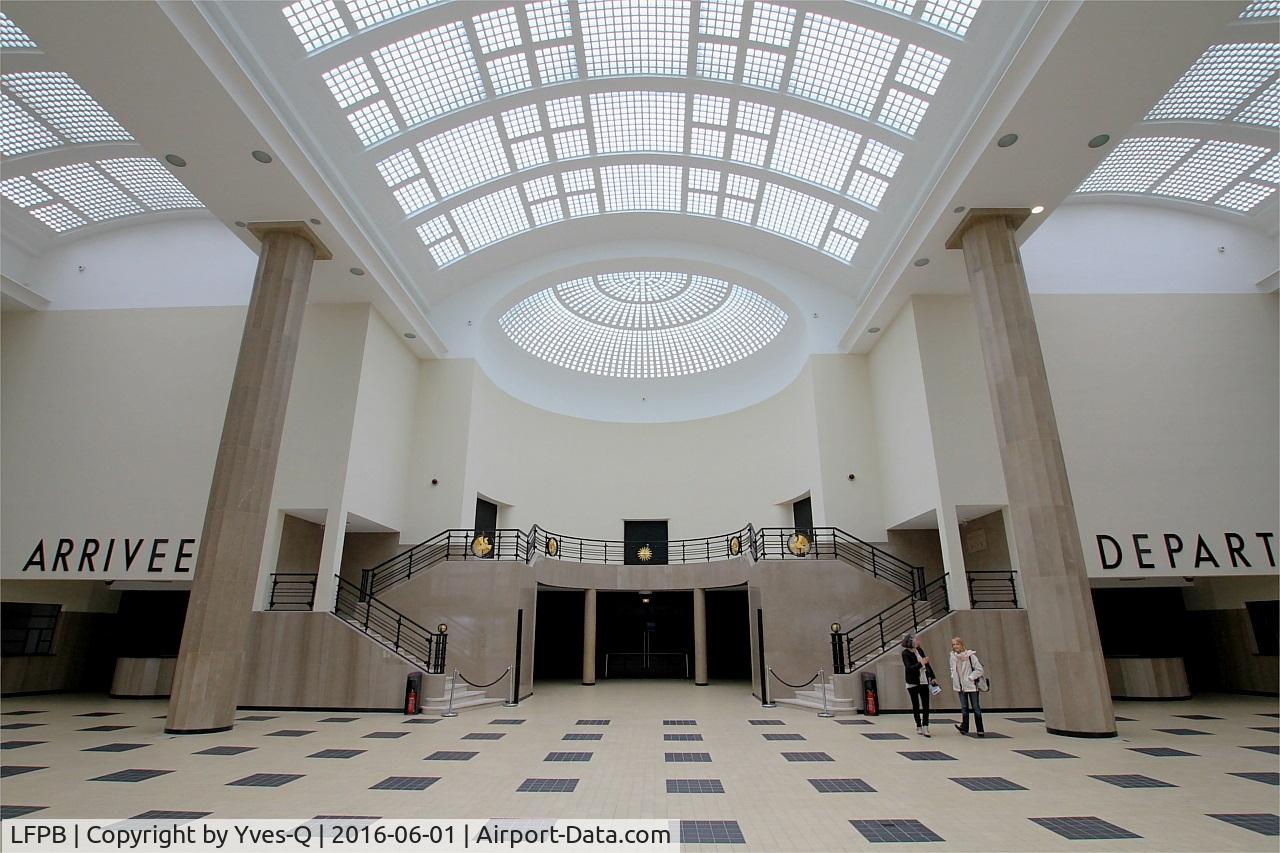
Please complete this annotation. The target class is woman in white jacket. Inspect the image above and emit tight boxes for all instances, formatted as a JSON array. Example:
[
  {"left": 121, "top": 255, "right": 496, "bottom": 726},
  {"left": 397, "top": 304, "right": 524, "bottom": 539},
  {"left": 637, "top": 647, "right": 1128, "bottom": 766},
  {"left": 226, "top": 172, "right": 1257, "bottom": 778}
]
[{"left": 949, "top": 637, "right": 985, "bottom": 737}]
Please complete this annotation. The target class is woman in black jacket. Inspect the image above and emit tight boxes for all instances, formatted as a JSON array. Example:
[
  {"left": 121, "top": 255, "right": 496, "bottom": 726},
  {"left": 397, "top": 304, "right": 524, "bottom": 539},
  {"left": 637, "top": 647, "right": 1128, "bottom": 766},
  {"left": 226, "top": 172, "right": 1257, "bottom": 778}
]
[{"left": 901, "top": 634, "right": 936, "bottom": 737}]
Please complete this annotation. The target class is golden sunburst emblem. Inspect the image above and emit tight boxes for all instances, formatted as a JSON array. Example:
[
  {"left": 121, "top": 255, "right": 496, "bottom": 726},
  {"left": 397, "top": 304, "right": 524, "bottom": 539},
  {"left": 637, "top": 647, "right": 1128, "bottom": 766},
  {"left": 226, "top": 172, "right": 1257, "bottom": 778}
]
[
  {"left": 546, "top": 536, "right": 559, "bottom": 557},
  {"left": 637, "top": 544, "right": 654, "bottom": 563},
  {"left": 470, "top": 534, "right": 493, "bottom": 557},
  {"left": 728, "top": 535, "right": 742, "bottom": 556},
  {"left": 787, "top": 532, "right": 811, "bottom": 556}
]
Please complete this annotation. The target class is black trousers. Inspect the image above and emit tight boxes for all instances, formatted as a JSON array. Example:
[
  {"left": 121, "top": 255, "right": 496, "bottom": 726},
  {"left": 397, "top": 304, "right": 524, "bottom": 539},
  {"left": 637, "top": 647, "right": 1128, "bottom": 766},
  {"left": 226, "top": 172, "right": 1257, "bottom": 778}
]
[
  {"left": 906, "top": 684, "right": 931, "bottom": 727},
  {"left": 959, "top": 690, "right": 984, "bottom": 733}
]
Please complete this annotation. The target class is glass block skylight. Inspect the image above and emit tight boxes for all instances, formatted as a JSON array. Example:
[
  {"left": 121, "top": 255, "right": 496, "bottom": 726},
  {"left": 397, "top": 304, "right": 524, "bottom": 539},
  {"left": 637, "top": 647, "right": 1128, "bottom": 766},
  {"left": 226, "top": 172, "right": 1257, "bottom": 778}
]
[
  {"left": 1145, "top": 43, "right": 1280, "bottom": 125},
  {"left": 292, "top": 1, "right": 963, "bottom": 143},
  {"left": 1, "top": 72, "right": 133, "bottom": 156},
  {"left": 1239, "top": 1, "right": 1280, "bottom": 20},
  {"left": 0, "top": 11, "right": 38, "bottom": 49},
  {"left": 500, "top": 270, "right": 787, "bottom": 377}
]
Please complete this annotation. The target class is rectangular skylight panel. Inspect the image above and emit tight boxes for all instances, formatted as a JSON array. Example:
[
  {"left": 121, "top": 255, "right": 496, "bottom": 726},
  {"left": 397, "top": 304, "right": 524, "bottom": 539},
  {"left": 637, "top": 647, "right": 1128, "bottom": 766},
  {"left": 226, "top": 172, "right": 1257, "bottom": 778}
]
[
  {"left": 99, "top": 158, "right": 202, "bottom": 210},
  {"left": 878, "top": 88, "right": 928, "bottom": 135},
  {"left": 563, "top": 168, "right": 596, "bottom": 192},
  {"left": 834, "top": 208, "right": 870, "bottom": 239},
  {"left": 790, "top": 15, "right": 898, "bottom": 118},
  {"left": 373, "top": 23, "right": 485, "bottom": 126},
  {"left": 920, "top": 0, "right": 981, "bottom": 37},
  {"left": 473, "top": 7, "right": 523, "bottom": 54},
  {"left": 33, "top": 163, "right": 142, "bottom": 221},
  {"left": 824, "top": 230, "right": 858, "bottom": 262},
  {"left": 347, "top": 100, "right": 401, "bottom": 145},
  {"left": 757, "top": 184, "right": 830, "bottom": 245},
  {"left": 527, "top": 0, "right": 574, "bottom": 42},
  {"left": 860, "top": 138, "right": 904, "bottom": 176},
  {"left": 393, "top": 177, "right": 436, "bottom": 213},
  {"left": 591, "top": 91, "right": 684, "bottom": 154},
  {"left": 580, "top": 0, "right": 691, "bottom": 78},
  {"left": 1251, "top": 152, "right": 1280, "bottom": 183},
  {"left": 0, "top": 12, "right": 38, "bottom": 49},
  {"left": 29, "top": 202, "right": 86, "bottom": 232},
  {"left": 736, "top": 101, "right": 775, "bottom": 134},
  {"left": 896, "top": 44, "right": 950, "bottom": 95},
  {"left": 487, "top": 54, "right": 533, "bottom": 95},
  {"left": 1076, "top": 137, "right": 1199, "bottom": 193},
  {"left": 1216, "top": 181, "right": 1274, "bottom": 211},
  {"left": 419, "top": 117, "right": 510, "bottom": 196},
  {"left": 347, "top": 0, "right": 440, "bottom": 31},
  {"left": 690, "top": 127, "right": 726, "bottom": 157},
  {"left": 1, "top": 176, "right": 51, "bottom": 208},
  {"left": 283, "top": 0, "right": 349, "bottom": 52},
  {"left": 2, "top": 72, "right": 132, "bottom": 144},
  {"left": 726, "top": 172, "right": 759, "bottom": 197},
  {"left": 1, "top": 93, "right": 61, "bottom": 157},
  {"left": 429, "top": 236, "right": 465, "bottom": 266},
  {"left": 721, "top": 196, "right": 755, "bottom": 223},
  {"left": 417, "top": 214, "right": 452, "bottom": 242},
  {"left": 567, "top": 192, "right": 599, "bottom": 216},
  {"left": 536, "top": 45, "right": 581, "bottom": 84},
  {"left": 512, "top": 136, "right": 550, "bottom": 169},
  {"left": 377, "top": 149, "right": 420, "bottom": 186},
  {"left": 847, "top": 170, "right": 889, "bottom": 207},
  {"left": 1146, "top": 43, "right": 1280, "bottom": 122},
  {"left": 452, "top": 185, "right": 529, "bottom": 248},
  {"left": 323, "top": 58, "right": 379, "bottom": 109},
  {"left": 730, "top": 134, "right": 768, "bottom": 166},
  {"left": 699, "top": 0, "right": 743, "bottom": 37},
  {"left": 547, "top": 96, "right": 585, "bottom": 128},
  {"left": 770, "top": 111, "right": 859, "bottom": 190},
  {"left": 1236, "top": 79, "right": 1279, "bottom": 128},
  {"left": 531, "top": 199, "right": 564, "bottom": 224},
  {"left": 601, "top": 163, "right": 682, "bottom": 211},
  {"left": 696, "top": 43, "right": 738, "bottom": 81},
  {"left": 692, "top": 94, "right": 731, "bottom": 126},
  {"left": 502, "top": 104, "right": 543, "bottom": 139},
  {"left": 688, "top": 167, "right": 721, "bottom": 191},
  {"left": 742, "top": 49, "right": 786, "bottom": 89},
  {"left": 1154, "top": 140, "right": 1269, "bottom": 202},
  {"left": 554, "top": 128, "right": 591, "bottom": 158},
  {"left": 748, "top": 3, "right": 796, "bottom": 47},
  {"left": 861, "top": 0, "right": 919, "bottom": 16},
  {"left": 524, "top": 174, "right": 559, "bottom": 200},
  {"left": 687, "top": 191, "right": 718, "bottom": 215}
]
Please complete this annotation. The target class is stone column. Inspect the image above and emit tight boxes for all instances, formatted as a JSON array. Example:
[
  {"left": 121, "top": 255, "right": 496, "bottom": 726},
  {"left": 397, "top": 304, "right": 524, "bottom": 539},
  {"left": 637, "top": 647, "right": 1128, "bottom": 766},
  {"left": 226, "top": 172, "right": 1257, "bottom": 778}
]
[
  {"left": 313, "top": 504, "right": 347, "bottom": 613},
  {"left": 693, "top": 587, "right": 708, "bottom": 685},
  {"left": 936, "top": 504, "right": 972, "bottom": 610},
  {"left": 946, "top": 210, "right": 1115, "bottom": 737},
  {"left": 582, "top": 589, "right": 597, "bottom": 685},
  {"left": 166, "top": 223, "right": 331, "bottom": 734}
]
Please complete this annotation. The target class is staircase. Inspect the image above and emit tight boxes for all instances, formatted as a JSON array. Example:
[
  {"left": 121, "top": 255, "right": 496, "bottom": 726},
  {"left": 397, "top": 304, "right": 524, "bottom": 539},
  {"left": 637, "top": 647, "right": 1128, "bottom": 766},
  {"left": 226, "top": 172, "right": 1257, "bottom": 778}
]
[
  {"left": 755, "top": 527, "right": 925, "bottom": 594},
  {"left": 331, "top": 576, "right": 448, "bottom": 674},
  {"left": 779, "top": 676, "right": 857, "bottom": 714},
  {"left": 831, "top": 576, "right": 951, "bottom": 675},
  {"left": 361, "top": 528, "right": 529, "bottom": 598},
  {"left": 422, "top": 673, "right": 506, "bottom": 712}
]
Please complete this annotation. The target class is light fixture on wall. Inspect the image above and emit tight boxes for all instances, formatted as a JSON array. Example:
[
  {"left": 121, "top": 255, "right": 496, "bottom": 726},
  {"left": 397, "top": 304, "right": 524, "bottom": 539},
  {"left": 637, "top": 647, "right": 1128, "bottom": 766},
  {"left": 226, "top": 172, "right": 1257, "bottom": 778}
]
[
  {"left": 867, "top": 327, "right": 881, "bottom": 334},
  {"left": 251, "top": 149, "right": 273, "bottom": 163},
  {"left": 996, "top": 133, "right": 1019, "bottom": 148},
  {"left": 164, "top": 154, "right": 186, "bottom": 168},
  {"left": 1031, "top": 205, "right": 1045, "bottom": 214},
  {"left": 847, "top": 474, "right": 856, "bottom": 481}
]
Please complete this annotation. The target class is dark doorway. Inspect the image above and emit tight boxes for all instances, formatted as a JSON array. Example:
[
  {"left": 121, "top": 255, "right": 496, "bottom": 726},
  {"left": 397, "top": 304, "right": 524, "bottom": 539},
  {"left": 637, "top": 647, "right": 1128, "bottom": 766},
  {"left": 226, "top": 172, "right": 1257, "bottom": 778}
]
[
  {"left": 533, "top": 588, "right": 584, "bottom": 681},
  {"left": 792, "top": 496, "right": 813, "bottom": 536},
  {"left": 705, "top": 588, "right": 752, "bottom": 680},
  {"left": 624, "top": 520, "right": 668, "bottom": 565},
  {"left": 597, "top": 590, "right": 691, "bottom": 678},
  {"left": 474, "top": 497, "right": 498, "bottom": 558},
  {"left": 116, "top": 590, "right": 190, "bottom": 657}
]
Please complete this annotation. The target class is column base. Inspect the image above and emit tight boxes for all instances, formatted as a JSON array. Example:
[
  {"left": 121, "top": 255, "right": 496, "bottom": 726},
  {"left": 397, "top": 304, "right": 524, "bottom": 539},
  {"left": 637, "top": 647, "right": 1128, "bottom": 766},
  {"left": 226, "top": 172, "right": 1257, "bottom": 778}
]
[
  {"left": 164, "top": 725, "right": 233, "bottom": 735},
  {"left": 1046, "top": 726, "right": 1118, "bottom": 739},
  {"left": 581, "top": 682, "right": 596, "bottom": 686},
  {"left": 695, "top": 682, "right": 708, "bottom": 686}
]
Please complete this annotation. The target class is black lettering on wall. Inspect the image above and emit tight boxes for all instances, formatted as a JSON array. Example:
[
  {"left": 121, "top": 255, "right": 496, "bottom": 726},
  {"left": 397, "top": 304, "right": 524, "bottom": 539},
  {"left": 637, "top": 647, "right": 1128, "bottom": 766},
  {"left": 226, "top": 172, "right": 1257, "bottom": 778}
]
[
  {"left": 1194, "top": 535, "right": 1220, "bottom": 568},
  {"left": 1257, "top": 532, "right": 1277, "bottom": 567},
  {"left": 175, "top": 539, "right": 196, "bottom": 572},
  {"left": 1225, "top": 533, "right": 1251, "bottom": 568},
  {"left": 51, "top": 539, "right": 74, "bottom": 572},
  {"left": 22, "top": 541, "right": 45, "bottom": 572},
  {"left": 102, "top": 539, "right": 115, "bottom": 572},
  {"left": 78, "top": 538, "right": 101, "bottom": 573},
  {"left": 1097, "top": 534, "right": 1123, "bottom": 569},
  {"left": 123, "top": 539, "right": 145, "bottom": 569},
  {"left": 1163, "top": 533, "right": 1183, "bottom": 569},
  {"left": 148, "top": 539, "right": 169, "bottom": 572},
  {"left": 1132, "top": 534, "right": 1154, "bottom": 569}
]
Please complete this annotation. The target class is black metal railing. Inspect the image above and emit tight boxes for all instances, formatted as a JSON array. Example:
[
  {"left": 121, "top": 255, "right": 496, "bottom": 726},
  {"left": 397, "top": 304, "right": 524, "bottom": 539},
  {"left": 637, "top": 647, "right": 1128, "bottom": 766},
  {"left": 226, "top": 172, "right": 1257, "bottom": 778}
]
[
  {"left": 334, "top": 577, "right": 447, "bottom": 673},
  {"left": 830, "top": 576, "right": 950, "bottom": 675},
  {"left": 756, "top": 527, "right": 924, "bottom": 594},
  {"left": 268, "top": 573, "right": 317, "bottom": 610},
  {"left": 528, "top": 524, "right": 754, "bottom": 565},
  {"left": 362, "top": 528, "right": 529, "bottom": 598},
  {"left": 968, "top": 570, "right": 1019, "bottom": 608}
]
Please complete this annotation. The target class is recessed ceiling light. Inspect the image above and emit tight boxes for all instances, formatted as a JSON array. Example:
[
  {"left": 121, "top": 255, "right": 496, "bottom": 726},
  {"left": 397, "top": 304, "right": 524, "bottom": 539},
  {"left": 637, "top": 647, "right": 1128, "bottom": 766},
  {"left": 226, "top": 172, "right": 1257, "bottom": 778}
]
[
  {"left": 953, "top": 205, "right": 966, "bottom": 213},
  {"left": 867, "top": 327, "right": 881, "bottom": 334},
  {"left": 913, "top": 257, "right": 930, "bottom": 267},
  {"left": 997, "top": 133, "right": 1019, "bottom": 148},
  {"left": 1088, "top": 134, "right": 1111, "bottom": 149},
  {"left": 403, "top": 332, "right": 417, "bottom": 339},
  {"left": 233, "top": 220, "right": 246, "bottom": 227},
  {"left": 309, "top": 217, "right": 321, "bottom": 225},
  {"left": 251, "top": 150, "right": 273, "bottom": 164},
  {"left": 1031, "top": 205, "right": 1045, "bottom": 214},
  {"left": 164, "top": 154, "right": 186, "bottom": 168},
  {"left": 349, "top": 267, "right": 365, "bottom": 276}
]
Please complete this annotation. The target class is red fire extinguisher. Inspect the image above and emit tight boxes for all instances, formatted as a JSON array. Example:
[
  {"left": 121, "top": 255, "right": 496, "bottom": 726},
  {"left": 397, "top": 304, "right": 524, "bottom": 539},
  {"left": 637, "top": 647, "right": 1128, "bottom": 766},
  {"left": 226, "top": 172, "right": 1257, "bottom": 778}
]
[
  {"left": 864, "top": 687, "right": 877, "bottom": 716},
  {"left": 406, "top": 687, "right": 418, "bottom": 716}
]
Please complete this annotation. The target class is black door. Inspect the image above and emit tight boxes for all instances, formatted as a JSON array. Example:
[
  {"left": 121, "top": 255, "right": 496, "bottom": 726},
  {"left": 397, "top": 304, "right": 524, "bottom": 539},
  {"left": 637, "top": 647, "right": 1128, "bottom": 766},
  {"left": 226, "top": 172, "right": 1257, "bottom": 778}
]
[
  {"left": 624, "top": 520, "right": 668, "bottom": 565},
  {"left": 533, "top": 588, "right": 585, "bottom": 680},
  {"left": 792, "top": 496, "right": 813, "bottom": 536},
  {"left": 705, "top": 588, "right": 752, "bottom": 680},
  {"left": 596, "top": 591, "right": 692, "bottom": 678},
  {"left": 474, "top": 497, "right": 498, "bottom": 558}
]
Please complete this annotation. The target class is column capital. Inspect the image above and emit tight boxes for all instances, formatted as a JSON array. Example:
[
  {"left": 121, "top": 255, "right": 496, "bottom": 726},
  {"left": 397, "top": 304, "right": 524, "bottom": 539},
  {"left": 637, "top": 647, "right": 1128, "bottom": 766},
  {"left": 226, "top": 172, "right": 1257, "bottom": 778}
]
[
  {"left": 944, "top": 208, "right": 1031, "bottom": 250},
  {"left": 247, "top": 221, "right": 333, "bottom": 260}
]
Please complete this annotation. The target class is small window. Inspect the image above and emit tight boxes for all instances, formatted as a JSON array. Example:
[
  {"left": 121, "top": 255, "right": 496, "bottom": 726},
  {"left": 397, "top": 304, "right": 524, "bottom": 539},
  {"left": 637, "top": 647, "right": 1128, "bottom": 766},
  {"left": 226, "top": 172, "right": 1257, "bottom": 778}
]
[
  {"left": 1245, "top": 600, "right": 1278, "bottom": 656},
  {"left": 1, "top": 602, "right": 61, "bottom": 656}
]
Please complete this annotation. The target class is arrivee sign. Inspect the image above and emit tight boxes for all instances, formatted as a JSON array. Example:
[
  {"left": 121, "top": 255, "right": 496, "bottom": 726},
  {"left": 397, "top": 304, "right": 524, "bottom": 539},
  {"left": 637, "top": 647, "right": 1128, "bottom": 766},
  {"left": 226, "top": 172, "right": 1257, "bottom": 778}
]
[{"left": 21, "top": 537, "right": 198, "bottom": 574}]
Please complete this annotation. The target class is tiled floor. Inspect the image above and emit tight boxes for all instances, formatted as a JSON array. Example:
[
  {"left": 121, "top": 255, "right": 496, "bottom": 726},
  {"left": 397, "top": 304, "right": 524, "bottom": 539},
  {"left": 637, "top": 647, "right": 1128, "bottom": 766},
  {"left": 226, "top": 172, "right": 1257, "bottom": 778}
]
[{"left": 1, "top": 686, "right": 1277, "bottom": 850}]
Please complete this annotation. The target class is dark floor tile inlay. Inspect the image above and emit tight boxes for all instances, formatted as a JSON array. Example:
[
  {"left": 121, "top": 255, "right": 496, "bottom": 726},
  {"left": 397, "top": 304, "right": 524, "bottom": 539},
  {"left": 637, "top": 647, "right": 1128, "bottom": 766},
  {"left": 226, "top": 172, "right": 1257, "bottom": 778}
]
[
  {"left": 0, "top": 766, "right": 45, "bottom": 778},
  {"left": 266, "top": 730, "right": 315, "bottom": 738},
  {"left": 748, "top": 720, "right": 785, "bottom": 726},
  {"left": 667, "top": 779, "right": 724, "bottom": 793},
  {"left": 425, "top": 751, "right": 478, "bottom": 761},
  {"left": 1154, "top": 728, "right": 1211, "bottom": 736},
  {"left": 517, "top": 778, "right": 578, "bottom": 793},
  {"left": 665, "top": 752, "right": 712, "bottom": 762},
  {"left": 809, "top": 778, "right": 875, "bottom": 793},
  {"left": 0, "top": 741, "right": 44, "bottom": 750},
  {"left": 1243, "top": 745, "right": 1280, "bottom": 754},
  {"left": 836, "top": 719, "right": 873, "bottom": 725},
  {"left": 1008, "top": 717, "right": 1044, "bottom": 723},
  {"left": 1250, "top": 726, "right": 1280, "bottom": 733},
  {"left": 664, "top": 734, "right": 703, "bottom": 741},
  {"left": 1259, "top": 713, "right": 1280, "bottom": 718},
  {"left": 850, "top": 819, "right": 943, "bottom": 843},
  {"left": 0, "top": 723, "right": 45, "bottom": 730},
  {"left": 575, "top": 719, "right": 610, "bottom": 725},
  {"left": 763, "top": 733, "right": 805, "bottom": 741},
  {"left": 78, "top": 725, "right": 134, "bottom": 732},
  {"left": 680, "top": 820, "right": 744, "bottom": 844},
  {"left": 76, "top": 712, "right": 120, "bottom": 718},
  {"left": 319, "top": 717, "right": 358, "bottom": 723},
  {"left": 90, "top": 769, "right": 173, "bottom": 783},
  {"left": 664, "top": 720, "right": 697, "bottom": 726},
  {"left": 371, "top": 776, "right": 439, "bottom": 791},
  {"left": 544, "top": 752, "right": 591, "bottom": 762},
  {"left": 129, "top": 811, "right": 212, "bottom": 821},
  {"left": 1230, "top": 771, "right": 1279, "bottom": 786},
  {"left": 1128, "top": 747, "right": 1197, "bottom": 757},
  {"left": 782, "top": 752, "right": 833, "bottom": 762},
  {"left": 1, "top": 806, "right": 48, "bottom": 820},
  {"left": 862, "top": 732, "right": 907, "bottom": 741},
  {"left": 951, "top": 776, "right": 1026, "bottom": 791},
  {"left": 236, "top": 715, "right": 277, "bottom": 722},
  {"left": 363, "top": 732, "right": 410, "bottom": 739},
  {"left": 1206, "top": 813, "right": 1279, "bottom": 837},
  {"left": 899, "top": 751, "right": 956, "bottom": 761},
  {"left": 195, "top": 746, "right": 256, "bottom": 756},
  {"left": 1090, "top": 774, "right": 1175, "bottom": 789},
  {"left": 1, "top": 711, "right": 46, "bottom": 716},
  {"left": 463, "top": 733, "right": 505, "bottom": 740},
  {"left": 1114, "top": 716, "right": 1137, "bottom": 722},
  {"left": 1030, "top": 816, "right": 1140, "bottom": 841},
  {"left": 228, "top": 773, "right": 304, "bottom": 787},
  {"left": 83, "top": 743, "right": 149, "bottom": 753},
  {"left": 403, "top": 719, "right": 440, "bottom": 724},
  {"left": 308, "top": 749, "right": 366, "bottom": 759},
  {"left": 490, "top": 719, "right": 525, "bottom": 725},
  {"left": 1015, "top": 749, "right": 1077, "bottom": 759},
  {"left": 1174, "top": 714, "right": 1222, "bottom": 721},
  {"left": 562, "top": 733, "right": 602, "bottom": 741}
]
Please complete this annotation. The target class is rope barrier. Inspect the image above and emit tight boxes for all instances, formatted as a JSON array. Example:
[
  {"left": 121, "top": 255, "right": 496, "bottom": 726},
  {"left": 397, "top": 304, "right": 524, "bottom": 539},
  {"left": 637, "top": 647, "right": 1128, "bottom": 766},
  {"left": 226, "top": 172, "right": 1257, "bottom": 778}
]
[
  {"left": 454, "top": 666, "right": 511, "bottom": 689},
  {"left": 767, "top": 667, "right": 819, "bottom": 689}
]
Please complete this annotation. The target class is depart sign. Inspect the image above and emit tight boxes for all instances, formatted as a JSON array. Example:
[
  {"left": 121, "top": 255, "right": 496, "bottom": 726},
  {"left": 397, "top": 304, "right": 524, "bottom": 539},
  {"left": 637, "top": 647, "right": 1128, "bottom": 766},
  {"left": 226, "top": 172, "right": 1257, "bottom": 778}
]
[
  {"left": 1095, "top": 531, "right": 1276, "bottom": 571},
  {"left": 21, "top": 537, "right": 198, "bottom": 574}
]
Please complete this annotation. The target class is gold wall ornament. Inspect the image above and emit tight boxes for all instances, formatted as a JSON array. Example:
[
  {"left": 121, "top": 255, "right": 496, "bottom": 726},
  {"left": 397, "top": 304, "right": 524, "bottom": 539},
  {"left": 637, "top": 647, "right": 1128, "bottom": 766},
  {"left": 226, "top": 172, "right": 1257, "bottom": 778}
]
[
  {"left": 546, "top": 536, "right": 559, "bottom": 556},
  {"left": 637, "top": 544, "right": 653, "bottom": 562},
  {"left": 470, "top": 534, "right": 493, "bottom": 557},
  {"left": 728, "top": 535, "right": 742, "bottom": 556},
  {"left": 787, "top": 532, "right": 811, "bottom": 556}
]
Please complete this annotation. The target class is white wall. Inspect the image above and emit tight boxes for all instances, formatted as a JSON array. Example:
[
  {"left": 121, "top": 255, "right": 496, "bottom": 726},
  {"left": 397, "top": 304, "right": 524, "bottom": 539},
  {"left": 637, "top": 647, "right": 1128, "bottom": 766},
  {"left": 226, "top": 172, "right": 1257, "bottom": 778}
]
[
  {"left": 809, "top": 354, "right": 886, "bottom": 536},
  {"left": 403, "top": 359, "right": 478, "bottom": 538}
]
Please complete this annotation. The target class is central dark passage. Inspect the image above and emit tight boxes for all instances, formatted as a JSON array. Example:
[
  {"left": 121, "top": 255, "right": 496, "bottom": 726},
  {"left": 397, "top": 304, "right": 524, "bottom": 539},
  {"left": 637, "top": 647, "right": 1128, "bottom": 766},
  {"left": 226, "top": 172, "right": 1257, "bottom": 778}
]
[{"left": 597, "top": 591, "right": 692, "bottom": 679}]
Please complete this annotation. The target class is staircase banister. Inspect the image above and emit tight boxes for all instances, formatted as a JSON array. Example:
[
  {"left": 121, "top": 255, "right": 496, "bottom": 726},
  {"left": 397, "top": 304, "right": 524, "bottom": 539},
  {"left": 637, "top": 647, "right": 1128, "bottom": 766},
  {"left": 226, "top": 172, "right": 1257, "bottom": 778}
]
[
  {"left": 364, "top": 529, "right": 451, "bottom": 574},
  {"left": 827, "top": 527, "right": 922, "bottom": 571},
  {"left": 836, "top": 575, "right": 948, "bottom": 640},
  {"left": 336, "top": 576, "right": 443, "bottom": 638}
]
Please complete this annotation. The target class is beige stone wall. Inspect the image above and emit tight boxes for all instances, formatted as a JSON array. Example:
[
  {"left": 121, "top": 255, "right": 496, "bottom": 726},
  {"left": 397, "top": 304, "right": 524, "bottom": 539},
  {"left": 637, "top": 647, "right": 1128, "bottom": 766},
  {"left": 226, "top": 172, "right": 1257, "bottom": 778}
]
[{"left": 275, "top": 515, "right": 323, "bottom": 575}]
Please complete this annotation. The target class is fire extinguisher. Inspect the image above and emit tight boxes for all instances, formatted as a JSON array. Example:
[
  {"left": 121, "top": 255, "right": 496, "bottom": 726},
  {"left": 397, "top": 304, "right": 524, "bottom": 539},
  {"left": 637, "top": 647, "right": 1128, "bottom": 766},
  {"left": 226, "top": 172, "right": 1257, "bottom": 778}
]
[
  {"left": 406, "top": 687, "right": 418, "bottom": 716},
  {"left": 864, "top": 687, "right": 877, "bottom": 716}
]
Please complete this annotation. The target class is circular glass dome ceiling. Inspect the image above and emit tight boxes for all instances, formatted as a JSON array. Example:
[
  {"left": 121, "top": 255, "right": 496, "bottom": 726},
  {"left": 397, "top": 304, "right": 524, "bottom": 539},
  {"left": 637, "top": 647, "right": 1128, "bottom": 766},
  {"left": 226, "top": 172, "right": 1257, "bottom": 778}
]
[{"left": 499, "top": 271, "right": 788, "bottom": 379}]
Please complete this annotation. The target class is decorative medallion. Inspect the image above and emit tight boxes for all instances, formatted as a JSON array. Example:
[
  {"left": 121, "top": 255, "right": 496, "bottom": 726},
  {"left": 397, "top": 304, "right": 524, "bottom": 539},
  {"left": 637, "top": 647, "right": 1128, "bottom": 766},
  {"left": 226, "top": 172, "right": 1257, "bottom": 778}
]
[
  {"left": 787, "top": 532, "right": 811, "bottom": 557},
  {"left": 437, "top": 623, "right": 448, "bottom": 634},
  {"left": 471, "top": 534, "right": 493, "bottom": 558},
  {"left": 637, "top": 544, "right": 654, "bottom": 563},
  {"left": 728, "top": 535, "right": 742, "bottom": 556},
  {"left": 546, "top": 536, "right": 559, "bottom": 557}
]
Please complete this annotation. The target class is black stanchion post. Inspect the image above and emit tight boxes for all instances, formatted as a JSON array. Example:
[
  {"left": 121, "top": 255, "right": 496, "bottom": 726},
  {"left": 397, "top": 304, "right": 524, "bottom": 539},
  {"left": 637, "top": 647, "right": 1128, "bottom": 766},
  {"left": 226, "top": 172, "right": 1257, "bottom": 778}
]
[
  {"left": 756, "top": 608, "right": 776, "bottom": 708},
  {"left": 509, "top": 608, "right": 524, "bottom": 706}
]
